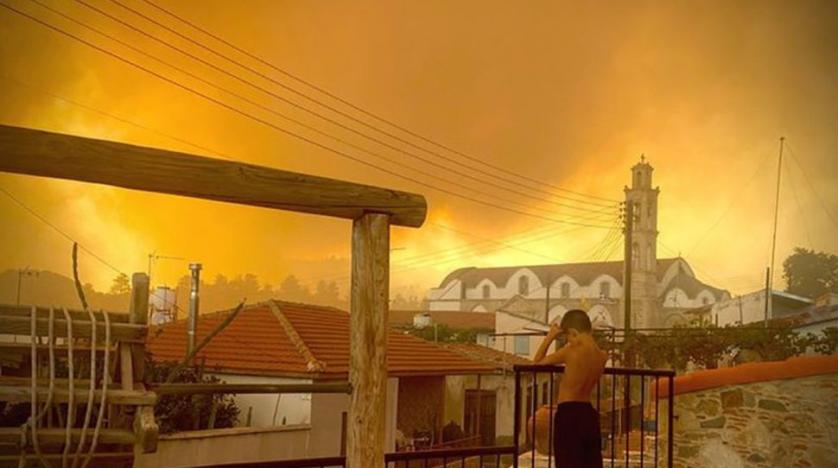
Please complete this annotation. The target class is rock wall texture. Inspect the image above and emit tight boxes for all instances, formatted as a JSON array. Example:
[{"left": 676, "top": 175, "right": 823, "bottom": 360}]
[{"left": 669, "top": 373, "right": 838, "bottom": 468}]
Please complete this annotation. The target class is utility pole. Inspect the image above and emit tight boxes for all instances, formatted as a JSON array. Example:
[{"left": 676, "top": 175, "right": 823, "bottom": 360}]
[
  {"left": 623, "top": 202, "right": 634, "bottom": 334},
  {"left": 766, "top": 137, "right": 785, "bottom": 327},
  {"left": 16, "top": 267, "right": 38, "bottom": 306},
  {"left": 544, "top": 275, "right": 551, "bottom": 324}
]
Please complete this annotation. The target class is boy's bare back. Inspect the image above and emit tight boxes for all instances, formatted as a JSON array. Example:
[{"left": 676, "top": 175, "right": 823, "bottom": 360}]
[{"left": 557, "top": 339, "right": 607, "bottom": 403}]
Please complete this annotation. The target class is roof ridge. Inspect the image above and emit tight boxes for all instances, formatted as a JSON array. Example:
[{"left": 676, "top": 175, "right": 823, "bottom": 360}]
[{"left": 268, "top": 300, "right": 326, "bottom": 373}]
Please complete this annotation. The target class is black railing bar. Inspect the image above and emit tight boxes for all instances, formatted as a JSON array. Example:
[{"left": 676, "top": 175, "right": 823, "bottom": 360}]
[
  {"left": 531, "top": 370, "right": 537, "bottom": 468},
  {"left": 384, "top": 446, "right": 517, "bottom": 461},
  {"left": 547, "top": 371, "right": 554, "bottom": 468},
  {"left": 203, "top": 455, "right": 347, "bottom": 468},
  {"left": 624, "top": 374, "right": 629, "bottom": 468},
  {"left": 668, "top": 375, "right": 674, "bottom": 468},
  {"left": 655, "top": 375, "right": 659, "bottom": 468},
  {"left": 640, "top": 375, "right": 645, "bottom": 468},
  {"left": 513, "top": 365, "right": 675, "bottom": 377},
  {"left": 513, "top": 369, "right": 521, "bottom": 468},
  {"left": 610, "top": 373, "right": 616, "bottom": 468}
]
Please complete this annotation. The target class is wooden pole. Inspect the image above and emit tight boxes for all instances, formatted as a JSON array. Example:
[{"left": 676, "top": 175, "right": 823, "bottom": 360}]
[
  {"left": 347, "top": 213, "right": 390, "bottom": 468},
  {"left": 0, "top": 125, "right": 426, "bottom": 227},
  {"left": 129, "top": 273, "right": 149, "bottom": 383}
]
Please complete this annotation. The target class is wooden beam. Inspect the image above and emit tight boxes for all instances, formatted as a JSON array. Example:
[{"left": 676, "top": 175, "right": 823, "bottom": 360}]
[
  {"left": 153, "top": 382, "right": 352, "bottom": 395},
  {"left": 347, "top": 213, "right": 390, "bottom": 468},
  {"left": 0, "top": 428, "right": 135, "bottom": 446},
  {"left": 0, "top": 125, "right": 427, "bottom": 227},
  {"left": 0, "top": 386, "right": 157, "bottom": 406},
  {"left": 0, "top": 315, "right": 145, "bottom": 342},
  {"left": 129, "top": 273, "right": 150, "bottom": 383}
]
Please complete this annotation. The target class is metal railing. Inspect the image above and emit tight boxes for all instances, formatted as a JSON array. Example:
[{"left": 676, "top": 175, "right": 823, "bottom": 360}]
[{"left": 512, "top": 364, "right": 675, "bottom": 468}]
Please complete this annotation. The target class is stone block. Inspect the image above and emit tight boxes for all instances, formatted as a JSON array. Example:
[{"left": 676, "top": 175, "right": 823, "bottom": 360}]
[
  {"left": 697, "top": 398, "right": 721, "bottom": 417},
  {"left": 721, "top": 389, "right": 744, "bottom": 409},
  {"left": 758, "top": 399, "right": 787, "bottom": 412},
  {"left": 700, "top": 416, "right": 726, "bottom": 429}
]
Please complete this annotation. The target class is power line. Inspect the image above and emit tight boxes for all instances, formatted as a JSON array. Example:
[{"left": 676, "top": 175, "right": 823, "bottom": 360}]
[
  {"left": 0, "top": 73, "right": 228, "bottom": 159},
  {"left": 0, "top": 185, "right": 123, "bottom": 275},
  {"left": 133, "top": 0, "right": 620, "bottom": 206},
  {"left": 685, "top": 150, "right": 775, "bottom": 257},
  {"left": 2, "top": 2, "right": 615, "bottom": 229},
  {"left": 782, "top": 148, "right": 814, "bottom": 248},
  {"left": 785, "top": 142, "right": 838, "bottom": 229},
  {"left": 78, "top": 0, "right": 616, "bottom": 215}
]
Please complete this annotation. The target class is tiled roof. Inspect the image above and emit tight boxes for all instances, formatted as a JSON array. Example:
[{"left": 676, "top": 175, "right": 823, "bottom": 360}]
[
  {"left": 147, "top": 301, "right": 496, "bottom": 378},
  {"left": 442, "top": 343, "right": 531, "bottom": 370},
  {"left": 389, "top": 310, "right": 495, "bottom": 330},
  {"left": 439, "top": 258, "right": 680, "bottom": 289}
]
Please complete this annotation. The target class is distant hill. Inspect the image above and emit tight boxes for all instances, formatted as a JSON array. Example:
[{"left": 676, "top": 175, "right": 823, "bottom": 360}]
[{"left": 0, "top": 269, "right": 130, "bottom": 312}]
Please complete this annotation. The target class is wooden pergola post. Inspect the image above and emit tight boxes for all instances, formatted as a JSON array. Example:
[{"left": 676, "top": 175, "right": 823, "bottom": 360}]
[{"left": 348, "top": 213, "right": 390, "bottom": 467}]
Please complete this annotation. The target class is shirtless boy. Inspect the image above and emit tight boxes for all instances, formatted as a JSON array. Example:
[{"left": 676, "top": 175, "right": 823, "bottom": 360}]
[{"left": 533, "top": 309, "right": 608, "bottom": 468}]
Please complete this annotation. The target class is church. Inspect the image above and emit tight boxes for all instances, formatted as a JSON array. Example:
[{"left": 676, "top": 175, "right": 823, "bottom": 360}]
[{"left": 425, "top": 158, "right": 730, "bottom": 346}]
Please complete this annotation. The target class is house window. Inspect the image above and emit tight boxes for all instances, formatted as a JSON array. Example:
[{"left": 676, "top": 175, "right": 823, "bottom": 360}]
[
  {"left": 561, "top": 283, "right": 570, "bottom": 298},
  {"left": 514, "top": 335, "right": 529, "bottom": 356},
  {"left": 518, "top": 276, "right": 529, "bottom": 295},
  {"left": 600, "top": 282, "right": 611, "bottom": 299},
  {"left": 482, "top": 284, "right": 490, "bottom": 299},
  {"left": 702, "top": 297, "right": 709, "bottom": 305}
]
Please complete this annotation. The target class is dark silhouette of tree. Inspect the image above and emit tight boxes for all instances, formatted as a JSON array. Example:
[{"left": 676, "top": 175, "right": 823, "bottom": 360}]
[
  {"left": 109, "top": 273, "right": 131, "bottom": 294},
  {"left": 783, "top": 247, "right": 838, "bottom": 299}
]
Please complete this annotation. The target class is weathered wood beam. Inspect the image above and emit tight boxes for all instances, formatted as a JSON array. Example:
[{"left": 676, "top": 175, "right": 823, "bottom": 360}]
[
  {"left": 0, "top": 315, "right": 145, "bottom": 342},
  {"left": 0, "top": 305, "right": 130, "bottom": 323},
  {"left": 0, "top": 428, "right": 135, "bottom": 446},
  {"left": 152, "top": 382, "right": 351, "bottom": 395},
  {"left": 0, "top": 386, "right": 157, "bottom": 406},
  {"left": 129, "top": 273, "right": 149, "bottom": 383},
  {"left": 0, "top": 125, "right": 428, "bottom": 227},
  {"left": 347, "top": 213, "right": 390, "bottom": 468}
]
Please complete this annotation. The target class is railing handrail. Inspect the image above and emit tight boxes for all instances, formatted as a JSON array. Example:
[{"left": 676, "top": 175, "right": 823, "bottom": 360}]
[
  {"left": 513, "top": 364, "right": 676, "bottom": 377},
  {"left": 385, "top": 445, "right": 517, "bottom": 461}
]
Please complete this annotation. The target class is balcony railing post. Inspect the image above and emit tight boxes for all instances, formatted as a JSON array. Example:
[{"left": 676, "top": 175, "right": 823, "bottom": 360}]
[
  {"left": 667, "top": 375, "right": 674, "bottom": 468},
  {"left": 513, "top": 368, "right": 521, "bottom": 468}
]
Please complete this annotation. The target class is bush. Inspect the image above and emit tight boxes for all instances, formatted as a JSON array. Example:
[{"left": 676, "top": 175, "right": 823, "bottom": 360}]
[{"left": 145, "top": 359, "right": 240, "bottom": 434}]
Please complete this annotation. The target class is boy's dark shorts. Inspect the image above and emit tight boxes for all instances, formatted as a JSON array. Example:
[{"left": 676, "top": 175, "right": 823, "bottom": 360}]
[{"left": 553, "top": 401, "right": 603, "bottom": 468}]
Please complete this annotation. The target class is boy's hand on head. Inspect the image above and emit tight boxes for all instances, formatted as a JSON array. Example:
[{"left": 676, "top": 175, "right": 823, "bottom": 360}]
[{"left": 548, "top": 323, "right": 561, "bottom": 338}]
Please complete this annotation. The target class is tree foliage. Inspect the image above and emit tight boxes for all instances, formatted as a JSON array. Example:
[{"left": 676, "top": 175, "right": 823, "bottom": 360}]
[
  {"left": 404, "top": 324, "right": 493, "bottom": 344},
  {"left": 783, "top": 247, "right": 838, "bottom": 298},
  {"left": 145, "top": 359, "right": 240, "bottom": 434},
  {"left": 610, "top": 323, "right": 835, "bottom": 373}
]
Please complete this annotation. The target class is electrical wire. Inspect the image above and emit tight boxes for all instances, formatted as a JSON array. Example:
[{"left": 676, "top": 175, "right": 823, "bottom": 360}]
[
  {"left": 130, "top": 0, "right": 620, "bottom": 206},
  {"left": 2, "top": 1, "right": 614, "bottom": 228}
]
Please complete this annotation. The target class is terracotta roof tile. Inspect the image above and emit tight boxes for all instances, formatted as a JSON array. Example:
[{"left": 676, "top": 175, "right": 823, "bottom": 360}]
[{"left": 147, "top": 300, "right": 497, "bottom": 378}]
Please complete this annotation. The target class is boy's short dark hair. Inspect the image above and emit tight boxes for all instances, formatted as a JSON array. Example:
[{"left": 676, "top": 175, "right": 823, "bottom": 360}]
[{"left": 560, "top": 309, "right": 592, "bottom": 333}]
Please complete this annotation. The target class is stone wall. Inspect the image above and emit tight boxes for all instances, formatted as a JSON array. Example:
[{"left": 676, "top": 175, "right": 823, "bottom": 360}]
[{"left": 668, "top": 373, "right": 838, "bottom": 468}]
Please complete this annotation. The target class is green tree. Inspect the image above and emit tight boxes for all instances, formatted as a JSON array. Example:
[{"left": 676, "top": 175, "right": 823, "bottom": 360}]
[
  {"left": 783, "top": 247, "right": 838, "bottom": 299},
  {"left": 109, "top": 273, "right": 131, "bottom": 294}
]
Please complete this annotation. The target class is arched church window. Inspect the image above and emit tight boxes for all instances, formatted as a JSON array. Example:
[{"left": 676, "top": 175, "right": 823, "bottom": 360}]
[
  {"left": 600, "top": 282, "right": 611, "bottom": 299},
  {"left": 518, "top": 276, "right": 529, "bottom": 295},
  {"left": 561, "top": 283, "right": 570, "bottom": 298},
  {"left": 482, "top": 284, "right": 490, "bottom": 299}
]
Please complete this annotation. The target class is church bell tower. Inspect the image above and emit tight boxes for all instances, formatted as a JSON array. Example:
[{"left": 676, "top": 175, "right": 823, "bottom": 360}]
[{"left": 623, "top": 156, "right": 660, "bottom": 329}]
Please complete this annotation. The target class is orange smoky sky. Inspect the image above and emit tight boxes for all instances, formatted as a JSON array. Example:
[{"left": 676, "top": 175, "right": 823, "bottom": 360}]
[{"left": 0, "top": 0, "right": 836, "bottom": 299}]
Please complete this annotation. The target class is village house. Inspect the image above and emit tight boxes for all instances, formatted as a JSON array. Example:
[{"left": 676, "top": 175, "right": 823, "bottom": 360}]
[{"left": 142, "top": 300, "right": 527, "bottom": 466}]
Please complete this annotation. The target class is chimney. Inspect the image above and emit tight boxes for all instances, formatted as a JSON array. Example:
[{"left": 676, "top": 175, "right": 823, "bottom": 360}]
[{"left": 187, "top": 263, "right": 202, "bottom": 357}]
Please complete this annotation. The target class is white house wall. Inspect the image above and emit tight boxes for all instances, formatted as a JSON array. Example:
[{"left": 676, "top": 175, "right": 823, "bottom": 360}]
[
  {"left": 308, "top": 377, "right": 398, "bottom": 458},
  {"left": 208, "top": 374, "right": 311, "bottom": 427}
]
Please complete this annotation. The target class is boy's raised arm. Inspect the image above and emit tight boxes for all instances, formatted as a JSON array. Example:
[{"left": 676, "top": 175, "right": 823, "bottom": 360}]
[{"left": 534, "top": 323, "right": 561, "bottom": 363}]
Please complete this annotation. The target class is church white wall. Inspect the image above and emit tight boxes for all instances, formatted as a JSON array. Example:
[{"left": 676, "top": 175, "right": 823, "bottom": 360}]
[
  {"left": 711, "top": 291, "right": 769, "bottom": 326},
  {"left": 664, "top": 287, "right": 717, "bottom": 309},
  {"left": 428, "top": 280, "right": 463, "bottom": 301}
]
